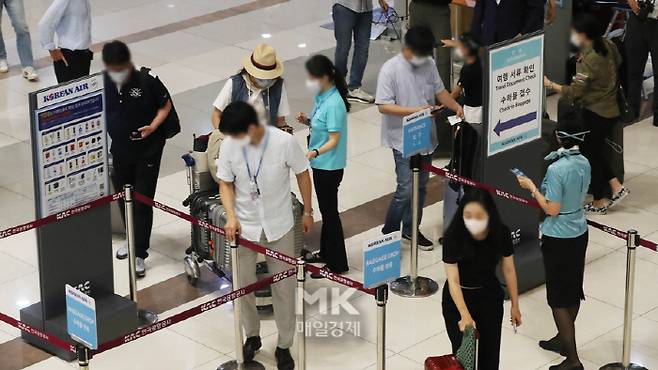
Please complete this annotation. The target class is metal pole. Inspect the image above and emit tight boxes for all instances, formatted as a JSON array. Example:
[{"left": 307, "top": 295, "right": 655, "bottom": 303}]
[
  {"left": 376, "top": 285, "right": 388, "bottom": 370},
  {"left": 218, "top": 239, "right": 265, "bottom": 370},
  {"left": 77, "top": 346, "right": 90, "bottom": 370},
  {"left": 390, "top": 155, "right": 439, "bottom": 298},
  {"left": 123, "top": 185, "right": 158, "bottom": 327},
  {"left": 296, "top": 259, "right": 307, "bottom": 370},
  {"left": 599, "top": 230, "right": 647, "bottom": 370}
]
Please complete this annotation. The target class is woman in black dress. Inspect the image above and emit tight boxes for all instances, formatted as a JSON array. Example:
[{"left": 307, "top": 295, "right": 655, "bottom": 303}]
[{"left": 442, "top": 188, "right": 522, "bottom": 370}]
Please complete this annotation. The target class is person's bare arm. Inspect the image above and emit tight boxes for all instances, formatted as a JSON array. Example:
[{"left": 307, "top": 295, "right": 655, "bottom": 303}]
[
  {"left": 212, "top": 107, "right": 222, "bottom": 129},
  {"left": 445, "top": 263, "right": 476, "bottom": 331},
  {"left": 139, "top": 99, "right": 172, "bottom": 138},
  {"left": 517, "top": 176, "right": 561, "bottom": 216},
  {"left": 295, "top": 170, "right": 314, "bottom": 233},
  {"left": 502, "top": 256, "right": 522, "bottom": 327},
  {"left": 437, "top": 90, "right": 464, "bottom": 118},
  {"left": 219, "top": 180, "right": 241, "bottom": 241},
  {"left": 308, "top": 132, "right": 340, "bottom": 159},
  {"left": 450, "top": 84, "right": 463, "bottom": 101},
  {"left": 377, "top": 104, "right": 430, "bottom": 117},
  {"left": 629, "top": 0, "right": 641, "bottom": 14}
]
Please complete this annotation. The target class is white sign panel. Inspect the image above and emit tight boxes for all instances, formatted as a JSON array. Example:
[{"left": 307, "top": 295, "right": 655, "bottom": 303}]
[
  {"left": 31, "top": 74, "right": 109, "bottom": 217},
  {"left": 487, "top": 34, "right": 544, "bottom": 157}
]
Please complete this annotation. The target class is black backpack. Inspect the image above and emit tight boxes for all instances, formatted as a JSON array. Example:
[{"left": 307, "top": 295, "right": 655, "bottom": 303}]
[{"left": 138, "top": 66, "right": 181, "bottom": 139}]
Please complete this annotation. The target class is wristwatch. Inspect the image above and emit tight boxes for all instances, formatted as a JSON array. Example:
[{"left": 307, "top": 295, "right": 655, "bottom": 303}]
[
  {"left": 303, "top": 210, "right": 314, "bottom": 217},
  {"left": 313, "top": 149, "right": 320, "bottom": 157}
]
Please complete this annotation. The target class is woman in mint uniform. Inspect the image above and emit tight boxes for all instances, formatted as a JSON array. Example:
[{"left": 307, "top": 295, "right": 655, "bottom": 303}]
[
  {"left": 296, "top": 54, "right": 350, "bottom": 278},
  {"left": 517, "top": 111, "right": 591, "bottom": 370}
]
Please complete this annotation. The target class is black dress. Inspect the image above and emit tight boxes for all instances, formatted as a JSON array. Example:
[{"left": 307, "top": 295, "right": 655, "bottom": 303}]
[{"left": 441, "top": 228, "right": 514, "bottom": 370}]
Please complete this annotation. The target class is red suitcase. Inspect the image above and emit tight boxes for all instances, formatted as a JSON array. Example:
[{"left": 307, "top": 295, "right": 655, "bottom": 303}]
[{"left": 424, "top": 354, "right": 464, "bottom": 370}]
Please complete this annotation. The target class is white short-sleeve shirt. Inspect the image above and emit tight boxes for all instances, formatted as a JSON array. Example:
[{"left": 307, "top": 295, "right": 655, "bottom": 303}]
[
  {"left": 216, "top": 126, "right": 308, "bottom": 243},
  {"left": 213, "top": 75, "right": 291, "bottom": 125},
  {"left": 375, "top": 53, "right": 445, "bottom": 153}
]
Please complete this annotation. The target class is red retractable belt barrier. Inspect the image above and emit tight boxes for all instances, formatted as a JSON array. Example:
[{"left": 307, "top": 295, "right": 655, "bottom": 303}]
[
  {"left": 422, "top": 163, "right": 658, "bottom": 251},
  {"left": 95, "top": 268, "right": 295, "bottom": 354},
  {"left": 133, "top": 192, "right": 376, "bottom": 295},
  {"left": 0, "top": 312, "right": 76, "bottom": 353},
  {"left": 0, "top": 192, "right": 124, "bottom": 240}
]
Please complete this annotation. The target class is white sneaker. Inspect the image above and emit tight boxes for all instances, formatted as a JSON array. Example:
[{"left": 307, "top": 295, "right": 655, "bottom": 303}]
[
  {"left": 347, "top": 88, "right": 375, "bottom": 104},
  {"left": 0, "top": 59, "right": 8, "bottom": 73},
  {"left": 116, "top": 244, "right": 128, "bottom": 260},
  {"left": 136, "top": 257, "right": 146, "bottom": 277},
  {"left": 22, "top": 66, "right": 38, "bottom": 81}
]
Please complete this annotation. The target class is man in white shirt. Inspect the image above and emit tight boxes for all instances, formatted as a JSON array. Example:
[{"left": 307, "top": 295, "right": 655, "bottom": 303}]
[
  {"left": 376, "top": 26, "right": 463, "bottom": 251},
  {"left": 216, "top": 101, "right": 314, "bottom": 370},
  {"left": 39, "top": 0, "right": 92, "bottom": 83}
]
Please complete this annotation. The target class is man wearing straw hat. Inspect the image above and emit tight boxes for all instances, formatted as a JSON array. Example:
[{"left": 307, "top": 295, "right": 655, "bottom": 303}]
[{"left": 212, "top": 43, "right": 292, "bottom": 132}]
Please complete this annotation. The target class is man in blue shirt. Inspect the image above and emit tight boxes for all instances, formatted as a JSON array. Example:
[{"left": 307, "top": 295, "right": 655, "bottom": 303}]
[{"left": 376, "top": 26, "right": 463, "bottom": 250}]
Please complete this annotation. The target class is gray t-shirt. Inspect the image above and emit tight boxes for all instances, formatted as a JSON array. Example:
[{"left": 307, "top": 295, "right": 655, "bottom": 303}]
[
  {"left": 334, "top": 0, "right": 373, "bottom": 12},
  {"left": 375, "top": 53, "right": 445, "bottom": 152}
]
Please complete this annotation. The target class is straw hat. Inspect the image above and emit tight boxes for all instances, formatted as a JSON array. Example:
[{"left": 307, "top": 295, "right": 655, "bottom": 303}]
[{"left": 242, "top": 43, "right": 284, "bottom": 80}]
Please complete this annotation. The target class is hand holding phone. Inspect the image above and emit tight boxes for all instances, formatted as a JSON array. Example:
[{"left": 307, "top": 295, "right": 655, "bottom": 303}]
[
  {"left": 130, "top": 131, "right": 143, "bottom": 141},
  {"left": 510, "top": 168, "right": 526, "bottom": 177},
  {"left": 447, "top": 115, "right": 462, "bottom": 126}
]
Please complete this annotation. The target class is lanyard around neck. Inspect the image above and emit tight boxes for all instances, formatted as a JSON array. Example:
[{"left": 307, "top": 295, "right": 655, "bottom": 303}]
[{"left": 243, "top": 131, "right": 269, "bottom": 183}]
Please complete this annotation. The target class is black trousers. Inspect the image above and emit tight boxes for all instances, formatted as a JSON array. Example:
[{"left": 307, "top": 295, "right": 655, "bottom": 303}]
[
  {"left": 54, "top": 48, "right": 92, "bottom": 83},
  {"left": 442, "top": 283, "right": 504, "bottom": 370},
  {"left": 312, "top": 168, "right": 348, "bottom": 272},
  {"left": 625, "top": 15, "right": 658, "bottom": 117},
  {"left": 581, "top": 109, "right": 618, "bottom": 201},
  {"left": 112, "top": 152, "right": 162, "bottom": 259}
]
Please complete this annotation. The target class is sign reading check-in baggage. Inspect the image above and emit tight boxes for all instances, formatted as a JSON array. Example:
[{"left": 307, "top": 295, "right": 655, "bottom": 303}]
[
  {"left": 487, "top": 34, "right": 544, "bottom": 157},
  {"left": 66, "top": 284, "right": 98, "bottom": 350},
  {"left": 363, "top": 232, "right": 402, "bottom": 289},
  {"left": 32, "top": 74, "right": 109, "bottom": 217},
  {"left": 402, "top": 108, "right": 433, "bottom": 158}
]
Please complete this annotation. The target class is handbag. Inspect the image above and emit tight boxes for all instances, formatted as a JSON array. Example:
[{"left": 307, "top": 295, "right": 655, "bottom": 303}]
[
  {"left": 456, "top": 326, "right": 478, "bottom": 370},
  {"left": 138, "top": 67, "right": 181, "bottom": 139}
]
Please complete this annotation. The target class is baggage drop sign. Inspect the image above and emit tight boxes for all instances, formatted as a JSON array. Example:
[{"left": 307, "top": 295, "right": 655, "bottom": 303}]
[{"left": 486, "top": 34, "right": 544, "bottom": 157}]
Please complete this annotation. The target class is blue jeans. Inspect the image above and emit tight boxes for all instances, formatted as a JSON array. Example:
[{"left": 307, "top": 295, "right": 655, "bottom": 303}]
[
  {"left": 382, "top": 150, "right": 431, "bottom": 236},
  {"left": 332, "top": 3, "right": 371, "bottom": 90},
  {"left": 0, "top": 0, "right": 34, "bottom": 67}
]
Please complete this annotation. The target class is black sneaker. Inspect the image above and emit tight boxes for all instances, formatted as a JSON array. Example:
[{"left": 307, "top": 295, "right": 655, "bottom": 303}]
[
  {"left": 243, "top": 336, "right": 262, "bottom": 362},
  {"left": 402, "top": 231, "right": 434, "bottom": 251},
  {"left": 539, "top": 335, "right": 565, "bottom": 356},
  {"left": 275, "top": 347, "right": 295, "bottom": 370}
]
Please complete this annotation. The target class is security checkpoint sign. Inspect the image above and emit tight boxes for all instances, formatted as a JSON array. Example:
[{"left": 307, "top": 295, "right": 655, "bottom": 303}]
[
  {"left": 363, "top": 232, "right": 402, "bottom": 289},
  {"left": 487, "top": 34, "right": 544, "bottom": 156},
  {"left": 402, "top": 108, "right": 433, "bottom": 158},
  {"left": 65, "top": 284, "right": 98, "bottom": 349}
]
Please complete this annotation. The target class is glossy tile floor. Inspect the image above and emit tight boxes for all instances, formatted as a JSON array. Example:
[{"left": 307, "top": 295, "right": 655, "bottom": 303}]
[{"left": 1, "top": 0, "right": 658, "bottom": 369}]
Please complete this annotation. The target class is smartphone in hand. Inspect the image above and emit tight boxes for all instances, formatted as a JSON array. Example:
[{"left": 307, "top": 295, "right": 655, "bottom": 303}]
[
  {"left": 510, "top": 168, "right": 526, "bottom": 177},
  {"left": 130, "top": 131, "right": 142, "bottom": 141}
]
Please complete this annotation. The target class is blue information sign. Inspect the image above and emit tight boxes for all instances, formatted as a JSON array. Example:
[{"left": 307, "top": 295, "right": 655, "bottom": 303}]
[
  {"left": 402, "top": 108, "right": 433, "bottom": 158},
  {"left": 363, "top": 232, "right": 402, "bottom": 289},
  {"left": 66, "top": 284, "right": 98, "bottom": 349}
]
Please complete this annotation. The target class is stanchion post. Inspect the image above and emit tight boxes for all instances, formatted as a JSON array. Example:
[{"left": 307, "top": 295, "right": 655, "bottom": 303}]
[
  {"left": 218, "top": 238, "right": 265, "bottom": 370},
  {"left": 77, "top": 345, "right": 90, "bottom": 370},
  {"left": 376, "top": 285, "right": 388, "bottom": 370},
  {"left": 600, "top": 230, "right": 648, "bottom": 370},
  {"left": 296, "top": 259, "right": 307, "bottom": 370},
  {"left": 123, "top": 185, "right": 158, "bottom": 327},
  {"left": 390, "top": 155, "right": 439, "bottom": 298}
]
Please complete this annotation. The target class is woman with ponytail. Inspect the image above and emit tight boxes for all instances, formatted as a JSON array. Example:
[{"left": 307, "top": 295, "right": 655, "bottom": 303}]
[
  {"left": 296, "top": 54, "right": 350, "bottom": 278},
  {"left": 544, "top": 14, "right": 629, "bottom": 215}
]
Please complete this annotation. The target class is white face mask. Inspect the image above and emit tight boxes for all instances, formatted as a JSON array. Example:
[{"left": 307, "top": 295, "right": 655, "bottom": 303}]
[
  {"left": 108, "top": 69, "right": 130, "bottom": 85},
  {"left": 464, "top": 217, "right": 489, "bottom": 236},
  {"left": 254, "top": 78, "right": 274, "bottom": 89},
  {"left": 231, "top": 135, "right": 251, "bottom": 147},
  {"left": 305, "top": 78, "right": 322, "bottom": 95},
  {"left": 409, "top": 55, "right": 430, "bottom": 67},
  {"left": 570, "top": 33, "right": 582, "bottom": 48}
]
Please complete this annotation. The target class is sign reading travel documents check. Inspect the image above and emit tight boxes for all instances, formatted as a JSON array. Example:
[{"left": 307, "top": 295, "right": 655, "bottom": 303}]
[
  {"left": 363, "top": 232, "right": 402, "bottom": 288},
  {"left": 66, "top": 284, "right": 98, "bottom": 350},
  {"left": 486, "top": 34, "right": 544, "bottom": 157},
  {"left": 402, "top": 108, "right": 433, "bottom": 158}
]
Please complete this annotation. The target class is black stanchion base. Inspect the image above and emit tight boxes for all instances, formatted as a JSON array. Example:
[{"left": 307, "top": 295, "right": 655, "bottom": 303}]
[
  {"left": 217, "top": 360, "right": 266, "bottom": 370},
  {"left": 600, "top": 363, "right": 648, "bottom": 370},
  {"left": 390, "top": 276, "right": 439, "bottom": 298},
  {"left": 138, "top": 309, "right": 159, "bottom": 327}
]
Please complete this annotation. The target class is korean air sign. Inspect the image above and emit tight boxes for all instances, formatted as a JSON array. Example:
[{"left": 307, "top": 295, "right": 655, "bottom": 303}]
[{"left": 36, "top": 75, "right": 103, "bottom": 109}]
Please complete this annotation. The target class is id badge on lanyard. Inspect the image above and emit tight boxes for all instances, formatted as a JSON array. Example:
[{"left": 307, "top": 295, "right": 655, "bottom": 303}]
[{"left": 243, "top": 133, "right": 269, "bottom": 202}]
